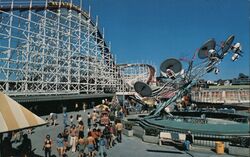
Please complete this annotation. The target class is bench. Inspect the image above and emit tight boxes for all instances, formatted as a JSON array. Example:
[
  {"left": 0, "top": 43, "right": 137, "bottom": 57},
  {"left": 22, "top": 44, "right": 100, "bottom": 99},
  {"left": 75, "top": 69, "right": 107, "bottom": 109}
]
[
  {"left": 159, "top": 132, "right": 172, "bottom": 146},
  {"left": 159, "top": 132, "right": 186, "bottom": 147}
]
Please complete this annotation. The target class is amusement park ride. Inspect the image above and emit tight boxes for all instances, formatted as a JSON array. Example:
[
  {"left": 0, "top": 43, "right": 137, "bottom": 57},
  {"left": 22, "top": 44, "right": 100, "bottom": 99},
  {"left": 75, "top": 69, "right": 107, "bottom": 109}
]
[
  {"left": 0, "top": 0, "right": 158, "bottom": 99},
  {"left": 0, "top": 1, "right": 248, "bottom": 151},
  {"left": 134, "top": 35, "right": 244, "bottom": 117},
  {"left": 133, "top": 37, "right": 249, "bottom": 144}
]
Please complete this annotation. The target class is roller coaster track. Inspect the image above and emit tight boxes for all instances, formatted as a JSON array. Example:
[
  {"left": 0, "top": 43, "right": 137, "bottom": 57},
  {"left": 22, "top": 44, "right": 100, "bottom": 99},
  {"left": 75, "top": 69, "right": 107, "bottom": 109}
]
[
  {"left": 0, "top": 1, "right": 112, "bottom": 61},
  {"left": 0, "top": 1, "right": 121, "bottom": 96},
  {"left": 117, "top": 63, "right": 155, "bottom": 86}
]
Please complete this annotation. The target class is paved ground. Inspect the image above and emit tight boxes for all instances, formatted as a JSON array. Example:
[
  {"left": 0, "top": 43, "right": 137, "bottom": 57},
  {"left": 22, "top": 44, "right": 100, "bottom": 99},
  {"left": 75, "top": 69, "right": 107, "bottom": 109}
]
[{"left": 8, "top": 109, "right": 236, "bottom": 157}]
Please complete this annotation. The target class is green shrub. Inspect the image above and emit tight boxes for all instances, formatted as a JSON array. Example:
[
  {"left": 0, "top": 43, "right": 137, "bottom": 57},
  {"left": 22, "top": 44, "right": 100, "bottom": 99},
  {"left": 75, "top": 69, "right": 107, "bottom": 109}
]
[
  {"left": 230, "top": 137, "right": 250, "bottom": 148},
  {"left": 145, "top": 127, "right": 160, "bottom": 136},
  {"left": 124, "top": 121, "right": 134, "bottom": 130}
]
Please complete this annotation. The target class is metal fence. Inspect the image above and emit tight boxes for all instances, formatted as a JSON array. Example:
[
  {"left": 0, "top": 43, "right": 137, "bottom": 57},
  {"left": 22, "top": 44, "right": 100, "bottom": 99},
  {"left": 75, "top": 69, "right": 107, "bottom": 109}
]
[{"left": 191, "top": 89, "right": 250, "bottom": 104}]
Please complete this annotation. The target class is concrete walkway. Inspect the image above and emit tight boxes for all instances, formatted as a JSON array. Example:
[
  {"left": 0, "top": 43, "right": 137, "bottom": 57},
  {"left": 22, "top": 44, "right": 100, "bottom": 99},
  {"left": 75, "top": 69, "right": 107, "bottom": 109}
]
[{"left": 8, "top": 109, "right": 236, "bottom": 157}]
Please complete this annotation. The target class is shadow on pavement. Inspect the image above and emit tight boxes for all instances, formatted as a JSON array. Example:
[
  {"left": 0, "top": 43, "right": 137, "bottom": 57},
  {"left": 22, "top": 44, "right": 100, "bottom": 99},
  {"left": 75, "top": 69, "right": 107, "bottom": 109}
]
[
  {"left": 8, "top": 148, "right": 44, "bottom": 157},
  {"left": 146, "top": 149, "right": 184, "bottom": 154}
]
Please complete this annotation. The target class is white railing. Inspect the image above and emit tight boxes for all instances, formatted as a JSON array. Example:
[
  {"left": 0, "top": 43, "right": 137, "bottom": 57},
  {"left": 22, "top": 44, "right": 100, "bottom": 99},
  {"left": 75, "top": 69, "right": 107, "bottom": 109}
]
[{"left": 191, "top": 89, "right": 250, "bottom": 104}]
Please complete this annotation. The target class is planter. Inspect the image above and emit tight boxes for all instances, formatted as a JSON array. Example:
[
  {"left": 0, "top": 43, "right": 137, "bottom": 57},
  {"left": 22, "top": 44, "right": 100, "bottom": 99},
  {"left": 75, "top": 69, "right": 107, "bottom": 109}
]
[
  {"left": 142, "top": 135, "right": 159, "bottom": 144},
  {"left": 144, "top": 127, "right": 160, "bottom": 137},
  {"left": 123, "top": 121, "right": 134, "bottom": 130},
  {"left": 132, "top": 126, "right": 145, "bottom": 138},
  {"left": 228, "top": 145, "right": 250, "bottom": 157},
  {"left": 123, "top": 129, "right": 133, "bottom": 137}
]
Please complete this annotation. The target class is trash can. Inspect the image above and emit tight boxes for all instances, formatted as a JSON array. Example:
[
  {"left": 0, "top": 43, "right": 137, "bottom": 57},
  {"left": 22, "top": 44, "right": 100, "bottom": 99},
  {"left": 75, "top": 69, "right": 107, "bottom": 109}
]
[{"left": 215, "top": 141, "right": 224, "bottom": 154}]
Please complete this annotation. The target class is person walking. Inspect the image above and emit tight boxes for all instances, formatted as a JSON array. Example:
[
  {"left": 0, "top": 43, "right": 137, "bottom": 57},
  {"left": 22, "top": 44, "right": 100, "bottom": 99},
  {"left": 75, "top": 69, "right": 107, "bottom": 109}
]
[
  {"left": 77, "top": 114, "right": 83, "bottom": 123},
  {"left": 56, "top": 133, "right": 64, "bottom": 157},
  {"left": 83, "top": 102, "right": 86, "bottom": 112},
  {"left": 78, "top": 120, "right": 85, "bottom": 138},
  {"left": 91, "top": 128, "right": 99, "bottom": 151},
  {"left": 70, "top": 115, "right": 74, "bottom": 126},
  {"left": 20, "top": 134, "right": 32, "bottom": 157},
  {"left": 78, "top": 136, "right": 87, "bottom": 157},
  {"left": 109, "top": 123, "right": 115, "bottom": 148},
  {"left": 102, "top": 125, "right": 111, "bottom": 149},
  {"left": 62, "top": 128, "right": 69, "bottom": 153},
  {"left": 43, "top": 134, "right": 52, "bottom": 157},
  {"left": 115, "top": 120, "right": 123, "bottom": 143},
  {"left": 69, "top": 124, "right": 78, "bottom": 153},
  {"left": 63, "top": 112, "right": 68, "bottom": 128},
  {"left": 75, "top": 103, "right": 79, "bottom": 112},
  {"left": 87, "top": 132, "right": 96, "bottom": 157},
  {"left": 91, "top": 110, "right": 98, "bottom": 123},
  {"left": 184, "top": 131, "right": 193, "bottom": 151},
  {"left": 98, "top": 135, "right": 107, "bottom": 157},
  {"left": 87, "top": 112, "right": 92, "bottom": 131}
]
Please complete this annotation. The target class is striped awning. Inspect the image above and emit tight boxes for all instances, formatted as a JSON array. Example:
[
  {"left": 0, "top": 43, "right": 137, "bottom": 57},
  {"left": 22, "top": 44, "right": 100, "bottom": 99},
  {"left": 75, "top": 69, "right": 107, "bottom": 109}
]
[{"left": 0, "top": 92, "right": 46, "bottom": 133}]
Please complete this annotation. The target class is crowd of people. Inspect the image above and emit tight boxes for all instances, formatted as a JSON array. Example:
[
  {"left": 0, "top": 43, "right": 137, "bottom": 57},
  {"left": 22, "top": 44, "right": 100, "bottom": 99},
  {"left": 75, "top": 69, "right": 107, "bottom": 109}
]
[
  {"left": 0, "top": 96, "right": 171, "bottom": 156},
  {"left": 1, "top": 131, "right": 33, "bottom": 156},
  {"left": 0, "top": 98, "right": 127, "bottom": 157},
  {"left": 0, "top": 96, "right": 196, "bottom": 157},
  {"left": 43, "top": 99, "right": 124, "bottom": 157}
]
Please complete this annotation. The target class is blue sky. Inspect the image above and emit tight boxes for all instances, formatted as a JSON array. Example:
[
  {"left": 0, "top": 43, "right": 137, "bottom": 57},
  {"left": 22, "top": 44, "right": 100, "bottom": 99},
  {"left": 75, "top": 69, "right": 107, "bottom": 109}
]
[{"left": 82, "top": 0, "right": 249, "bottom": 80}]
